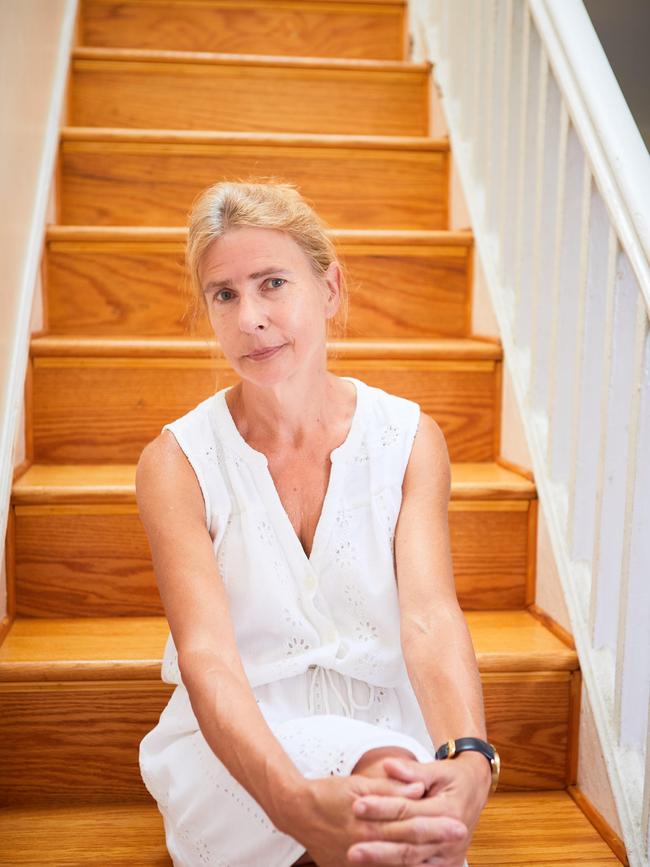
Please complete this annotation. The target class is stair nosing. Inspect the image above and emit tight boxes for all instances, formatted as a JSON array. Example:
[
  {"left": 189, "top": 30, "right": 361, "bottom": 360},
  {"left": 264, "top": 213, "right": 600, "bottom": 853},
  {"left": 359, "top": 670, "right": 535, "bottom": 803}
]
[
  {"left": 0, "top": 611, "right": 578, "bottom": 682},
  {"left": 72, "top": 45, "right": 431, "bottom": 75},
  {"left": 28, "top": 335, "right": 502, "bottom": 360},
  {"left": 11, "top": 461, "right": 536, "bottom": 504},
  {"left": 45, "top": 225, "right": 473, "bottom": 246},
  {"left": 60, "top": 126, "right": 449, "bottom": 151}
]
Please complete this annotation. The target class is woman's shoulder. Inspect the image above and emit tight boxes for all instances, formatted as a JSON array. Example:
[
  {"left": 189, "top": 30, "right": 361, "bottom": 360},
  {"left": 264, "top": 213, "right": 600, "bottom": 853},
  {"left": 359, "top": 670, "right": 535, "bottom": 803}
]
[
  {"left": 160, "top": 391, "right": 219, "bottom": 435},
  {"left": 138, "top": 391, "right": 227, "bottom": 533},
  {"left": 358, "top": 379, "right": 421, "bottom": 436}
]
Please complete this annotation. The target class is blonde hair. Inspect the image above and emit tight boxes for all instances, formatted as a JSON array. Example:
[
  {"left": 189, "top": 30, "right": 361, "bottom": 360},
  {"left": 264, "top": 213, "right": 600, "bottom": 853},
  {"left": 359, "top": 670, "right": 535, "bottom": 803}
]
[{"left": 183, "top": 179, "right": 349, "bottom": 345}]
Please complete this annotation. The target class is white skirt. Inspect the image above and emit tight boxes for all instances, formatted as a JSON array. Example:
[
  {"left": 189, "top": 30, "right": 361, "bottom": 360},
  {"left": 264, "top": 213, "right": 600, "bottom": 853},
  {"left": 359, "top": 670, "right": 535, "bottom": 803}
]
[{"left": 139, "top": 665, "right": 469, "bottom": 867}]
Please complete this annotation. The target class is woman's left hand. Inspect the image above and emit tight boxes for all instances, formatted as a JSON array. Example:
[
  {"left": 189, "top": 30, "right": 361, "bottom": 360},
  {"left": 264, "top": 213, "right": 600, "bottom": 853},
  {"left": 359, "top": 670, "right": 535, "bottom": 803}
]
[{"left": 346, "top": 753, "right": 492, "bottom": 866}]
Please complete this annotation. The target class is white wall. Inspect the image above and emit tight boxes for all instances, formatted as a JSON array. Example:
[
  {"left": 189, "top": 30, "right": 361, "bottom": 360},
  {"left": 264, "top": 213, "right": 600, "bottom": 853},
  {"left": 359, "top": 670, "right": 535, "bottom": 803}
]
[{"left": 0, "top": 0, "right": 77, "bottom": 623}]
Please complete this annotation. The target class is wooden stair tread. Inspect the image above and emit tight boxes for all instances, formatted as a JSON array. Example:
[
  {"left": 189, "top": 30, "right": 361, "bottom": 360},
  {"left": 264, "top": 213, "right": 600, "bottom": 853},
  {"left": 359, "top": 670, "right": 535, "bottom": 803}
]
[
  {"left": 12, "top": 461, "right": 535, "bottom": 504},
  {"left": 0, "top": 611, "right": 577, "bottom": 681},
  {"left": 72, "top": 45, "right": 430, "bottom": 74},
  {"left": 0, "top": 792, "right": 619, "bottom": 865},
  {"left": 61, "top": 125, "right": 448, "bottom": 151},
  {"left": 29, "top": 335, "right": 501, "bottom": 360},
  {"left": 45, "top": 225, "right": 474, "bottom": 246}
]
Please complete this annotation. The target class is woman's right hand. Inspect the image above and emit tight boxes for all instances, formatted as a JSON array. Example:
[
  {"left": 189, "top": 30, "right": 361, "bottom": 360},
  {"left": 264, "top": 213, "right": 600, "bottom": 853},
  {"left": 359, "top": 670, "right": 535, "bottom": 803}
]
[{"left": 286, "top": 773, "right": 427, "bottom": 867}]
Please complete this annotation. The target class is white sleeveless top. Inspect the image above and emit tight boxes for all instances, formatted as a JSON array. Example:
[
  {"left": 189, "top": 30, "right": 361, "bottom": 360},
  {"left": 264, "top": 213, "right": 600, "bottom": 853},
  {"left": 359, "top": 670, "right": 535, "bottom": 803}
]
[{"left": 159, "top": 376, "right": 421, "bottom": 692}]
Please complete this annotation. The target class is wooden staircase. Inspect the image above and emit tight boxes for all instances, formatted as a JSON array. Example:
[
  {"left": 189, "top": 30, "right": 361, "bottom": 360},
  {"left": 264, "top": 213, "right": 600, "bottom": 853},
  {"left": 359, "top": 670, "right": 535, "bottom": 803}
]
[{"left": 0, "top": 1, "right": 622, "bottom": 864}]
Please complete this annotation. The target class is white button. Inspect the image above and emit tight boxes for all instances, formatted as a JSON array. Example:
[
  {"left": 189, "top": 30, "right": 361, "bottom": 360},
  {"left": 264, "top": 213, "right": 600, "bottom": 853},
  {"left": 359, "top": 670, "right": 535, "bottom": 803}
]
[{"left": 305, "top": 573, "right": 317, "bottom": 592}]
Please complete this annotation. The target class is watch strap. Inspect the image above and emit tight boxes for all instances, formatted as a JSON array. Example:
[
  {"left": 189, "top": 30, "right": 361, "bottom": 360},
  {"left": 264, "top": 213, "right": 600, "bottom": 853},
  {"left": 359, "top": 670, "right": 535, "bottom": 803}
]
[
  {"left": 435, "top": 737, "right": 500, "bottom": 793},
  {"left": 435, "top": 737, "right": 494, "bottom": 762}
]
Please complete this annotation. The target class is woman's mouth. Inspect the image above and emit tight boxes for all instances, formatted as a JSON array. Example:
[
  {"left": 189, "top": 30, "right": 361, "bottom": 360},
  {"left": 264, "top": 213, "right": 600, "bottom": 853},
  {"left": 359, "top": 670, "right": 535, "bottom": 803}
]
[{"left": 246, "top": 344, "right": 286, "bottom": 361}]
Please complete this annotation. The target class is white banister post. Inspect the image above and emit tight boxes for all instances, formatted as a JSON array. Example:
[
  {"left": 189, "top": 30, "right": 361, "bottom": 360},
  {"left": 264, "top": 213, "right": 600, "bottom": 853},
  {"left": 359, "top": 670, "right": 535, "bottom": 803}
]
[
  {"left": 494, "top": 0, "right": 514, "bottom": 284},
  {"left": 588, "top": 227, "right": 623, "bottom": 650},
  {"left": 614, "top": 299, "right": 650, "bottom": 743},
  {"left": 502, "top": 0, "right": 528, "bottom": 312}
]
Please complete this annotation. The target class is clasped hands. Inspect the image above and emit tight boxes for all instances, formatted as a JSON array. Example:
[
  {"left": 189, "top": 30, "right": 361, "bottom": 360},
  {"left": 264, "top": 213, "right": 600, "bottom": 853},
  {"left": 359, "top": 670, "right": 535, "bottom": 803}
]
[{"left": 295, "top": 752, "right": 491, "bottom": 867}]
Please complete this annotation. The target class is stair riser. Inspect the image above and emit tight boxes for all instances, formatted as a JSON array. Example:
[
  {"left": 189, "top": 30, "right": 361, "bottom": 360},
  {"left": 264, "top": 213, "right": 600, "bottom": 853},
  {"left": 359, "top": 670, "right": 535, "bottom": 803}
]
[
  {"left": 0, "top": 672, "right": 575, "bottom": 806},
  {"left": 30, "top": 358, "right": 498, "bottom": 462},
  {"left": 45, "top": 241, "right": 472, "bottom": 338},
  {"left": 72, "top": 60, "right": 428, "bottom": 137},
  {"left": 59, "top": 140, "right": 449, "bottom": 229},
  {"left": 81, "top": 0, "right": 407, "bottom": 60},
  {"left": 12, "top": 501, "right": 532, "bottom": 616}
]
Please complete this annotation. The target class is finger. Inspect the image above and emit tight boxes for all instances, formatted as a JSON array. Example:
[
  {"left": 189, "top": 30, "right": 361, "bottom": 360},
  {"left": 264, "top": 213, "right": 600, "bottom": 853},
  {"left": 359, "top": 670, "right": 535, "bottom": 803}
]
[
  {"left": 348, "top": 841, "right": 436, "bottom": 865},
  {"left": 360, "top": 777, "right": 426, "bottom": 800},
  {"left": 381, "top": 757, "right": 432, "bottom": 783},
  {"left": 347, "top": 823, "right": 466, "bottom": 865},
  {"left": 382, "top": 758, "right": 451, "bottom": 795},
  {"left": 354, "top": 813, "right": 467, "bottom": 848},
  {"left": 353, "top": 794, "right": 452, "bottom": 822}
]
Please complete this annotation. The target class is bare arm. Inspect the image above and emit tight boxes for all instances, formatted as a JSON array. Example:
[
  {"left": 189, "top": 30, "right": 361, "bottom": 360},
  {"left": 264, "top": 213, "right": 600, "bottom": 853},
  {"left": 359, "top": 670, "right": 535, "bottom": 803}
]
[
  {"left": 136, "top": 430, "right": 307, "bottom": 831},
  {"left": 395, "top": 412, "right": 491, "bottom": 790}
]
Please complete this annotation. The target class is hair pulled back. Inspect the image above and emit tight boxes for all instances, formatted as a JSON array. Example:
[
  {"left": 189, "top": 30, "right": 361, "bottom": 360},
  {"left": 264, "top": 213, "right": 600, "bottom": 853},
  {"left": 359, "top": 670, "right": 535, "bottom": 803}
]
[{"left": 184, "top": 179, "right": 349, "bottom": 343}]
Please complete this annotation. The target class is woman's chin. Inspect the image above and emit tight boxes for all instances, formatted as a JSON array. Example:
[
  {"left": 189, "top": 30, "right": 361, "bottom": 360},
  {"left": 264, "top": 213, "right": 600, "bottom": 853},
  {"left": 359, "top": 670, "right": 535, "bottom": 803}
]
[{"left": 231, "top": 356, "right": 293, "bottom": 387}]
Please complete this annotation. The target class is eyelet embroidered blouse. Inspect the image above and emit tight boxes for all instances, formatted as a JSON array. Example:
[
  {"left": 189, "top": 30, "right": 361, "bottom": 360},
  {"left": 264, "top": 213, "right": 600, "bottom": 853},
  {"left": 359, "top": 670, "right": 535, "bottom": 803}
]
[{"left": 159, "top": 375, "right": 422, "bottom": 695}]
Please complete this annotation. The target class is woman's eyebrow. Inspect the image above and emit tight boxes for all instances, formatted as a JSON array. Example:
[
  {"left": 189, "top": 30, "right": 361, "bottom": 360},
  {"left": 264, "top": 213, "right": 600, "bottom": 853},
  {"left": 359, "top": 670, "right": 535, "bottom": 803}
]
[{"left": 203, "top": 268, "right": 294, "bottom": 293}]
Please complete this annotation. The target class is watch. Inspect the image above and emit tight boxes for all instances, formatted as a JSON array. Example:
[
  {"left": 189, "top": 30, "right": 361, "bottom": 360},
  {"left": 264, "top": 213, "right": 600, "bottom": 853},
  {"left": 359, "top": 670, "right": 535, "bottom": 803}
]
[{"left": 435, "top": 737, "right": 501, "bottom": 794}]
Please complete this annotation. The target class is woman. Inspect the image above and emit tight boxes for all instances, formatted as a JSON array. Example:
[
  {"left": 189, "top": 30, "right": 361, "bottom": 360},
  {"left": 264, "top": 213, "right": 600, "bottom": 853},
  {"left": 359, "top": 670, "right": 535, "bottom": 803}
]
[{"left": 137, "top": 181, "right": 496, "bottom": 867}]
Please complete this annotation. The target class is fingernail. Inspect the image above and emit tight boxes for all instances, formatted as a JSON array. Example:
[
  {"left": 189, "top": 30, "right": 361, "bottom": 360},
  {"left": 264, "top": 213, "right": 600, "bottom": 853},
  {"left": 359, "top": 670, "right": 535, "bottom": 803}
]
[{"left": 354, "top": 801, "right": 367, "bottom": 815}]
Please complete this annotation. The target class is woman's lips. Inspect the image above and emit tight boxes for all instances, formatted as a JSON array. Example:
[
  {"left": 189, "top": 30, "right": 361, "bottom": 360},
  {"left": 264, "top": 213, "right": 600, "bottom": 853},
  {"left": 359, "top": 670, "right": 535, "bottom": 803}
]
[{"left": 246, "top": 343, "right": 285, "bottom": 360}]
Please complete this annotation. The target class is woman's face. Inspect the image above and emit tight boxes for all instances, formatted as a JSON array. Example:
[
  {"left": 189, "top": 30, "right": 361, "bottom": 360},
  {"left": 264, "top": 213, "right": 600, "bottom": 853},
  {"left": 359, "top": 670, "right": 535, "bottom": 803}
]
[{"left": 198, "top": 226, "right": 340, "bottom": 386}]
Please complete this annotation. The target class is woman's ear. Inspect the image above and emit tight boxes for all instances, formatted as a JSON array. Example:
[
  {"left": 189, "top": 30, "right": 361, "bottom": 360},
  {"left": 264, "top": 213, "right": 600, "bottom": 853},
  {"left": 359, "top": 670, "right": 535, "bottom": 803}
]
[{"left": 322, "top": 260, "right": 342, "bottom": 318}]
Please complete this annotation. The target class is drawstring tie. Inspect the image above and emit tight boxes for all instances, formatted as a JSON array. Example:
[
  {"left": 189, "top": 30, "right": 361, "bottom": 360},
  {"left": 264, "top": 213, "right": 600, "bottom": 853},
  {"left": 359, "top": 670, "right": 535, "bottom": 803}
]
[{"left": 307, "top": 664, "right": 375, "bottom": 717}]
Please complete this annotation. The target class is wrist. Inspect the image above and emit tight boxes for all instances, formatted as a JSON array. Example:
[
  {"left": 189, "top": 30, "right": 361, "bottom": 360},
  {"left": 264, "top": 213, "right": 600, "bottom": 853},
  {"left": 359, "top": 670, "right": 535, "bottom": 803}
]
[
  {"left": 435, "top": 737, "right": 500, "bottom": 795},
  {"left": 455, "top": 750, "right": 493, "bottom": 793},
  {"left": 266, "top": 771, "right": 313, "bottom": 834}
]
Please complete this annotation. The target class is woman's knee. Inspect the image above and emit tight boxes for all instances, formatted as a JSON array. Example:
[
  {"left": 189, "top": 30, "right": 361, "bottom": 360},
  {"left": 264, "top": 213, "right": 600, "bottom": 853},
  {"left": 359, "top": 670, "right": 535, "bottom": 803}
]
[{"left": 351, "top": 745, "right": 418, "bottom": 778}]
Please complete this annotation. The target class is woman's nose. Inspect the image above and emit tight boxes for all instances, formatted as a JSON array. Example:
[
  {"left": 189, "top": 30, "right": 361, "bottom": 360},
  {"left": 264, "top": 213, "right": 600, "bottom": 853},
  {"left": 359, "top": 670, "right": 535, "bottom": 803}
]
[{"left": 238, "top": 292, "right": 268, "bottom": 332}]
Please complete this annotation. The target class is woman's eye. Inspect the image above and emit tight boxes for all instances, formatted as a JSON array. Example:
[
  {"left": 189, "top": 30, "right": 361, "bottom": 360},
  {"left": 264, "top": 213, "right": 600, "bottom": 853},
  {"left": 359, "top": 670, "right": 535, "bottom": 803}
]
[
  {"left": 267, "top": 278, "right": 286, "bottom": 289},
  {"left": 214, "top": 289, "right": 234, "bottom": 302}
]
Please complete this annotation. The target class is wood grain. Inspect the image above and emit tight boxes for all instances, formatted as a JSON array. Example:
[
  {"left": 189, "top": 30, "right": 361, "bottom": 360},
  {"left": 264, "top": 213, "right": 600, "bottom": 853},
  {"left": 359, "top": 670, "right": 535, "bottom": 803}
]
[
  {"left": 81, "top": 0, "right": 407, "bottom": 60},
  {"left": 59, "top": 130, "right": 449, "bottom": 229},
  {"left": 71, "top": 49, "right": 429, "bottom": 136}
]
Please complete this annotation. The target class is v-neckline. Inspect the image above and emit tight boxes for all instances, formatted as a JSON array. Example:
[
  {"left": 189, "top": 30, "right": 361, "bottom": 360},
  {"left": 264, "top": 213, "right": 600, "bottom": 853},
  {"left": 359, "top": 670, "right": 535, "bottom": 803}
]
[{"left": 215, "top": 377, "right": 365, "bottom": 567}]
